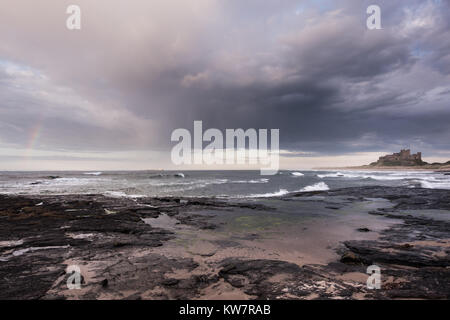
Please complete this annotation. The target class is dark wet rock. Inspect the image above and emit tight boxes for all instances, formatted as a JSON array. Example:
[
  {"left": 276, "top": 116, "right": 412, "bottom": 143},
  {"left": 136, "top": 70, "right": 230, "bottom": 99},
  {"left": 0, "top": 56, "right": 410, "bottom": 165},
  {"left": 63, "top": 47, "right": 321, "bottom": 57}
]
[
  {"left": 176, "top": 214, "right": 218, "bottom": 230},
  {"left": 343, "top": 240, "right": 449, "bottom": 268},
  {"left": 357, "top": 227, "right": 371, "bottom": 232},
  {"left": 283, "top": 186, "right": 450, "bottom": 299},
  {"left": 325, "top": 206, "right": 342, "bottom": 210},
  {"left": 162, "top": 278, "right": 179, "bottom": 286},
  {"left": 397, "top": 243, "right": 414, "bottom": 249},
  {"left": 101, "top": 279, "right": 108, "bottom": 288},
  {"left": 219, "top": 259, "right": 301, "bottom": 298},
  {"left": 0, "top": 193, "right": 274, "bottom": 299},
  {"left": 289, "top": 186, "right": 450, "bottom": 210},
  {"left": 0, "top": 194, "right": 180, "bottom": 299},
  {"left": 220, "top": 259, "right": 301, "bottom": 277},
  {"left": 0, "top": 253, "right": 67, "bottom": 300},
  {"left": 340, "top": 251, "right": 366, "bottom": 265},
  {"left": 338, "top": 186, "right": 450, "bottom": 210},
  {"left": 46, "top": 176, "right": 61, "bottom": 180},
  {"left": 133, "top": 209, "right": 160, "bottom": 218},
  {"left": 218, "top": 258, "right": 368, "bottom": 299},
  {"left": 372, "top": 267, "right": 450, "bottom": 299},
  {"left": 88, "top": 253, "right": 205, "bottom": 299}
]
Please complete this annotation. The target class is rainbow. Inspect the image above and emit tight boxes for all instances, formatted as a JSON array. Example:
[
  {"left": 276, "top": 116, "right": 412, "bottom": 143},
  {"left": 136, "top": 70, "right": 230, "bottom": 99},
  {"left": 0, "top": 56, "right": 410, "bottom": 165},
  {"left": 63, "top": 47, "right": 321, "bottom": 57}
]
[{"left": 25, "top": 119, "right": 44, "bottom": 158}]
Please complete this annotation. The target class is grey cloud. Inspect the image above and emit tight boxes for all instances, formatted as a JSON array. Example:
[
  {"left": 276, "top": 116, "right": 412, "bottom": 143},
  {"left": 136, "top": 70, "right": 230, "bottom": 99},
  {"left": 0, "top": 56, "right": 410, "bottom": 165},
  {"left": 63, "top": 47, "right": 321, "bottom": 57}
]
[{"left": 0, "top": 0, "right": 449, "bottom": 160}]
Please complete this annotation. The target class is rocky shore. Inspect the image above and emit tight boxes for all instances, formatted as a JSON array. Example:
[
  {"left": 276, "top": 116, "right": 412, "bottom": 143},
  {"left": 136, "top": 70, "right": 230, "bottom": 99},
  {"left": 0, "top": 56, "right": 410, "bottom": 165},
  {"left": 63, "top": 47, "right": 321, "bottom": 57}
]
[{"left": 0, "top": 186, "right": 449, "bottom": 300}]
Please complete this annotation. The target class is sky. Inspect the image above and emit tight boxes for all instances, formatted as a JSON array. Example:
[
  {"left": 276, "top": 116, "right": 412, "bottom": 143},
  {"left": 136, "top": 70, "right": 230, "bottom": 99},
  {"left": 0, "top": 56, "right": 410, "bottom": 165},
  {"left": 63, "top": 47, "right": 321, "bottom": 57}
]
[{"left": 0, "top": 0, "right": 449, "bottom": 170}]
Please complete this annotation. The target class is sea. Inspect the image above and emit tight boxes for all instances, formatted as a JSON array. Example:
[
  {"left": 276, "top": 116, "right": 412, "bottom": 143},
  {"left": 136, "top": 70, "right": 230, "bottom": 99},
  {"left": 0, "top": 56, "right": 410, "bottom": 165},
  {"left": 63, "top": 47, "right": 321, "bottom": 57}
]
[{"left": 1, "top": 170, "right": 449, "bottom": 198}]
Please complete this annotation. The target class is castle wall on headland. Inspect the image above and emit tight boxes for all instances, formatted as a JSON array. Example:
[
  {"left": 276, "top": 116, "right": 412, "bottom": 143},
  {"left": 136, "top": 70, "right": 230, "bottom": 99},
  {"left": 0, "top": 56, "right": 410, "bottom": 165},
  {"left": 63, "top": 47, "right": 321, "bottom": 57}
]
[{"left": 371, "top": 149, "right": 425, "bottom": 166}]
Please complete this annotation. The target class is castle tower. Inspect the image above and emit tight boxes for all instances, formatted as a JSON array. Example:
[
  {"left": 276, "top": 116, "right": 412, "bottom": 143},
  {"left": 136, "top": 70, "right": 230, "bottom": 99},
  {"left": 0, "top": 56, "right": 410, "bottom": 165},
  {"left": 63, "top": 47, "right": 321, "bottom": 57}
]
[{"left": 371, "top": 149, "right": 426, "bottom": 166}]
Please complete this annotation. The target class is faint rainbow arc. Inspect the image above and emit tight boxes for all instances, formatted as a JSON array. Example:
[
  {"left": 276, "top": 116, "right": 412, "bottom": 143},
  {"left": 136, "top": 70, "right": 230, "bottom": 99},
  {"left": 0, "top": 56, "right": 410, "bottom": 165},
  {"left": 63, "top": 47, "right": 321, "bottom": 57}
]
[{"left": 24, "top": 118, "right": 45, "bottom": 158}]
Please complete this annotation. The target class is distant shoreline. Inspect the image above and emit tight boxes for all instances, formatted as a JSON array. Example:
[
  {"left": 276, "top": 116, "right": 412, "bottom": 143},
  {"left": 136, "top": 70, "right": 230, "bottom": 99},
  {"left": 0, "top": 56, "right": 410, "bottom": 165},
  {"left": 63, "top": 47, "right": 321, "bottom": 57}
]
[{"left": 315, "top": 165, "right": 450, "bottom": 172}]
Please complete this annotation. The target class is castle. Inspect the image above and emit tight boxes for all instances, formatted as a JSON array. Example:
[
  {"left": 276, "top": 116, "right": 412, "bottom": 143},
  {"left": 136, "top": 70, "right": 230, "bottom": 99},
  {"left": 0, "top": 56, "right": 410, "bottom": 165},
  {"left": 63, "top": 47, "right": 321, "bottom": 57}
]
[{"left": 370, "top": 149, "right": 426, "bottom": 166}]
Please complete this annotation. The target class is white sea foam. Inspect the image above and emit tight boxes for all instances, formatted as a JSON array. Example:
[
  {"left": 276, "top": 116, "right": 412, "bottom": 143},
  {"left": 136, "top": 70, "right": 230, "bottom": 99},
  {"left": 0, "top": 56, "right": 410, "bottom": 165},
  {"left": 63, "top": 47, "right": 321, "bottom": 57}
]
[
  {"left": 249, "top": 178, "right": 270, "bottom": 183},
  {"left": 0, "top": 177, "right": 108, "bottom": 196},
  {"left": 103, "top": 191, "right": 127, "bottom": 198},
  {"left": 83, "top": 172, "right": 102, "bottom": 176},
  {"left": 290, "top": 172, "right": 304, "bottom": 177},
  {"left": 41, "top": 177, "right": 102, "bottom": 186},
  {"left": 317, "top": 172, "right": 358, "bottom": 178},
  {"left": 419, "top": 180, "right": 450, "bottom": 190},
  {"left": 103, "top": 191, "right": 145, "bottom": 198},
  {"left": 298, "top": 182, "right": 330, "bottom": 192},
  {"left": 12, "top": 245, "right": 70, "bottom": 257},
  {"left": 164, "top": 179, "right": 230, "bottom": 192},
  {"left": 231, "top": 178, "right": 269, "bottom": 184},
  {"left": 389, "top": 171, "right": 435, "bottom": 176},
  {"left": 315, "top": 170, "right": 450, "bottom": 190},
  {"left": 248, "top": 189, "right": 289, "bottom": 198},
  {"left": 317, "top": 171, "right": 443, "bottom": 182},
  {"left": 150, "top": 179, "right": 229, "bottom": 187}
]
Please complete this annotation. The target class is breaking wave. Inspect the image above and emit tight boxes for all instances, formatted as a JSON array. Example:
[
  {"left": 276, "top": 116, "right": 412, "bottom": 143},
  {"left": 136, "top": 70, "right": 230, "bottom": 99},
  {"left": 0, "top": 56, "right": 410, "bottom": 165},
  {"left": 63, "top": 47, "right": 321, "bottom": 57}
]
[
  {"left": 103, "top": 191, "right": 146, "bottom": 198},
  {"left": 247, "top": 189, "right": 289, "bottom": 198},
  {"left": 290, "top": 172, "right": 305, "bottom": 177},
  {"left": 317, "top": 171, "right": 450, "bottom": 183},
  {"left": 230, "top": 178, "right": 269, "bottom": 184},
  {"left": 83, "top": 172, "right": 102, "bottom": 176},
  {"left": 418, "top": 180, "right": 450, "bottom": 190},
  {"left": 297, "top": 182, "right": 330, "bottom": 192}
]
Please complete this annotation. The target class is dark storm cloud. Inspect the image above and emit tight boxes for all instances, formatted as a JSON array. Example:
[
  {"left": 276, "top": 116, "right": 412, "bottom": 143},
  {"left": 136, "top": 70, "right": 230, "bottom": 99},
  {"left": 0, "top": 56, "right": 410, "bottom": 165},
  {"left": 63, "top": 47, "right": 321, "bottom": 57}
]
[{"left": 0, "top": 0, "right": 449, "bottom": 158}]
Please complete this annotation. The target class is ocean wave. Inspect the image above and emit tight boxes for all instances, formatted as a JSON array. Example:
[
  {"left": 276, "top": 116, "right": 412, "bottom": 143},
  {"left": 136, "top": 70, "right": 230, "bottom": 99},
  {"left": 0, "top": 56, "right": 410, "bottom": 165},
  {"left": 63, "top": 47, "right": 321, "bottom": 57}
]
[
  {"left": 147, "top": 172, "right": 186, "bottom": 179},
  {"left": 297, "top": 182, "right": 330, "bottom": 192},
  {"left": 147, "top": 172, "right": 189, "bottom": 179},
  {"left": 83, "top": 172, "right": 102, "bottom": 176},
  {"left": 367, "top": 175, "right": 437, "bottom": 181},
  {"left": 248, "top": 189, "right": 289, "bottom": 198},
  {"left": 32, "top": 177, "right": 101, "bottom": 186},
  {"left": 317, "top": 172, "right": 354, "bottom": 178},
  {"left": 231, "top": 178, "right": 269, "bottom": 184},
  {"left": 103, "top": 191, "right": 145, "bottom": 198},
  {"left": 290, "top": 172, "right": 304, "bottom": 177},
  {"left": 149, "top": 179, "right": 229, "bottom": 187},
  {"left": 149, "top": 181, "right": 199, "bottom": 187},
  {"left": 419, "top": 180, "right": 450, "bottom": 190},
  {"left": 317, "top": 171, "right": 443, "bottom": 182},
  {"left": 148, "top": 173, "right": 170, "bottom": 179},
  {"left": 389, "top": 171, "right": 435, "bottom": 176}
]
